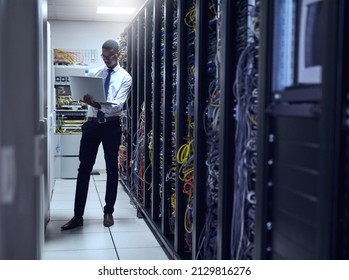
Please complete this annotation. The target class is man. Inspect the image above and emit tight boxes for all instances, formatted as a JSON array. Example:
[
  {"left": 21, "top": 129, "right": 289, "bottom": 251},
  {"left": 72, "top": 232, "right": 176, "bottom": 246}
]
[{"left": 61, "top": 40, "right": 132, "bottom": 230}]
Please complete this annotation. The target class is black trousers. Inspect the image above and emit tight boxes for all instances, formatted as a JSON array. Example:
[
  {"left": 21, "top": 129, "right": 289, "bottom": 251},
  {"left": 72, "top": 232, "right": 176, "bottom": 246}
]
[{"left": 74, "top": 120, "right": 121, "bottom": 217}]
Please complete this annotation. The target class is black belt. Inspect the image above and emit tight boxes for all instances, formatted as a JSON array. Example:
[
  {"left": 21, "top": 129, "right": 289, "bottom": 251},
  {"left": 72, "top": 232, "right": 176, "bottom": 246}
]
[{"left": 87, "top": 116, "right": 120, "bottom": 124}]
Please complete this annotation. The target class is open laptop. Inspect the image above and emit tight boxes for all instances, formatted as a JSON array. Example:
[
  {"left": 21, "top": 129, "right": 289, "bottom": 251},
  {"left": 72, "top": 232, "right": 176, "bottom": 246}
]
[{"left": 70, "top": 76, "right": 110, "bottom": 104}]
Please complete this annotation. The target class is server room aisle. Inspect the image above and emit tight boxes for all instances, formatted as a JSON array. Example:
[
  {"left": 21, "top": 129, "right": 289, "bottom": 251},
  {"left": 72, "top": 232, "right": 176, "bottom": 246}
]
[{"left": 42, "top": 172, "right": 169, "bottom": 260}]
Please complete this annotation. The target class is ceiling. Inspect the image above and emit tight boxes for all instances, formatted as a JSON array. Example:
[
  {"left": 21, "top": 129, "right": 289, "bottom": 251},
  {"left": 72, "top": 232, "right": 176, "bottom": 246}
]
[{"left": 47, "top": 0, "right": 147, "bottom": 23}]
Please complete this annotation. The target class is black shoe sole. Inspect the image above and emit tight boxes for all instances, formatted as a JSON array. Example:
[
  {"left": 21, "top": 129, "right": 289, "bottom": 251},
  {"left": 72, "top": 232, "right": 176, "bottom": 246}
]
[
  {"left": 61, "top": 223, "right": 83, "bottom": 231},
  {"left": 61, "top": 218, "right": 83, "bottom": 231}
]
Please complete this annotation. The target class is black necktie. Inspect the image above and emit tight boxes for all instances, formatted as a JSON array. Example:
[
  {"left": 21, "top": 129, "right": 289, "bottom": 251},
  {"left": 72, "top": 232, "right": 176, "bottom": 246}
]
[
  {"left": 97, "top": 68, "right": 113, "bottom": 122},
  {"left": 104, "top": 68, "right": 113, "bottom": 99}
]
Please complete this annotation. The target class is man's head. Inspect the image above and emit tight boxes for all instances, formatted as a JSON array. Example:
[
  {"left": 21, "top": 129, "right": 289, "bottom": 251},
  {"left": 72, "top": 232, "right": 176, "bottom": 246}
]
[{"left": 101, "top": 39, "right": 120, "bottom": 68}]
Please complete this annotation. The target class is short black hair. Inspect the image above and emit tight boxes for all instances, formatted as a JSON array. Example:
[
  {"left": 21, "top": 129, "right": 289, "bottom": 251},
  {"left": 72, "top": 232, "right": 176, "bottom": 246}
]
[{"left": 102, "top": 40, "right": 119, "bottom": 52}]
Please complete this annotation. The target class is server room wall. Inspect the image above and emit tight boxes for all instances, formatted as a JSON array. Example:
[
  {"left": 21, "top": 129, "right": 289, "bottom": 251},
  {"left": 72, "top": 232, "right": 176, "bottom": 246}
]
[
  {"left": 120, "top": 0, "right": 349, "bottom": 260},
  {"left": 50, "top": 20, "right": 128, "bottom": 67}
]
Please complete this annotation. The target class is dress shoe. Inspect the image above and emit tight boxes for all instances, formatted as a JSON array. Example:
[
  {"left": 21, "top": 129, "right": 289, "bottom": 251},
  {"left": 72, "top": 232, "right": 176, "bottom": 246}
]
[
  {"left": 61, "top": 216, "right": 83, "bottom": 230},
  {"left": 103, "top": 213, "right": 114, "bottom": 227}
]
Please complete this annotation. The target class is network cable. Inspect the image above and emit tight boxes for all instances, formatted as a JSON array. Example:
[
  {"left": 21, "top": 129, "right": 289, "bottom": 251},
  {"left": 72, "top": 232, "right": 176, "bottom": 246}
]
[{"left": 230, "top": 0, "right": 259, "bottom": 260}]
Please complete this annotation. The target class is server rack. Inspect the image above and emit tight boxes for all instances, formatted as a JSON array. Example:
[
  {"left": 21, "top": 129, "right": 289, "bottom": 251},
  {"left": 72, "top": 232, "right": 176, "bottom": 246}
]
[
  {"left": 118, "top": 32, "right": 129, "bottom": 184},
  {"left": 176, "top": 0, "right": 196, "bottom": 259},
  {"left": 255, "top": 0, "right": 349, "bottom": 259},
  {"left": 217, "top": 0, "right": 238, "bottom": 260},
  {"left": 121, "top": 0, "right": 258, "bottom": 260},
  {"left": 130, "top": 19, "right": 139, "bottom": 203},
  {"left": 151, "top": 0, "right": 162, "bottom": 224},
  {"left": 162, "top": 0, "right": 174, "bottom": 239},
  {"left": 174, "top": 0, "right": 187, "bottom": 258},
  {"left": 143, "top": 1, "right": 153, "bottom": 211},
  {"left": 121, "top": 26, "right": 133, "bottom": 189},
  {"left": 337, "top": 0, "right": 349, "bottom": 259},
  {"left": 119, "top": 0, "right": 349, "bottom": 260},
  {"left": 192, "top": 0, "right": 209, "bottom": 259},
  {"left": 0, "top": 0, "right": 47, "bottom": 259}
]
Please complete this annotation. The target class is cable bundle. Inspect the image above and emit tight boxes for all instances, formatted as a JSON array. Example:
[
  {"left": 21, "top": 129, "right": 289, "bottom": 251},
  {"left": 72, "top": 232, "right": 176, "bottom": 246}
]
[
  {"left": 167, "top": 0, "right": 179, "bottom": 233},
  {"left": 195, "top": 0, "right": 221, "bottom": 260},
  {"left": 118, "top": 143, "right": 127, "bottom": 178},
  {"left": 118, "top": 31, "right": 128, "bottom": 69},
  {"left": 156, "top": 0, "right": 166, "bottom": 221},
  {"left": 177, "top": 0, "right": 197, "bottom": 252},
  {"left": 231, "top": 0, "right": 259, "bottom": 260},
  {"left": 177, "top": 135, "right": 194, "bottom": 252},
  {"left": 131, "top": 103, "right": 145, "bottom": 204}
]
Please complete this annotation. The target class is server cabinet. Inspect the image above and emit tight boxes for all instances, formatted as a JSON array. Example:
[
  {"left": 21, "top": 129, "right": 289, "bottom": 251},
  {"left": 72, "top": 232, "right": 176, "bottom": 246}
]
[
  {"left": 217, "top": 0, "right": 240, "bottom": 260},
  {"left": 174, "top": 0, "right": 197, "bottom": 259},
  {"left": 121, "top": 0, "right": 259, "bottom": 260},
  {"left": 255, "top": 0, "right": 349, "bottom": 259},
  {"left": 0, "top": 0, "right": 47, "bottom": 259},
  {"left": 337, "top": 0, "right": 349, "bottom": 259},
  {"left": 121, "top": 0, "right": 349, "bottom": 260},
  {"left": 143, "top": 1, "right": 153, "bottom": 212}
]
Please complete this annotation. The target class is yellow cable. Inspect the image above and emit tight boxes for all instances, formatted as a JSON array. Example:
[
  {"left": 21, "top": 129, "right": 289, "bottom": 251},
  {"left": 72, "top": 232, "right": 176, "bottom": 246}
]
[
  {"left": 247, "top": 113, "right": 258, "bottom": 126},
  {"left": 184, "top": 8, "right": 196, "bottom": 29},
  {"left": 143, "top": 162, "right": 152, "bottom": 185}
]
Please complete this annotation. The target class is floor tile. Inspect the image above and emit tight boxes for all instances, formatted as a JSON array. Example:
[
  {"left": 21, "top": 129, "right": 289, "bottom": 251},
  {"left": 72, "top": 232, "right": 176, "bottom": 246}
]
[
  {"left": 49, "top": 208, "right": 106, "bottom": 221},
  {"left": 52, "top": 185, "right": 76, "bottom": 194},
  {"left": 42, "top": 249, "right": 118, "bottom": 260},
  {"left": 117, "top": 247, "right": 168, "bottom": 260},
  {"left": 51, "top": 192, "right": 101, "bottom": 202},
  {"left": 49, "top": 209, "right": 77, "bottom": 221},
  {"left": 46, "top": 219, "right": 111, "bottom": 235},
  {"left": 114, "top": 198, "right": 135, "bottom": 209},
  {"left": 109, "top": 218, "right": 151, "bottom": 232},
  {"left": 44, "top": 177, "right": 167, "bottom": 260},
  {"left": 50, "top": 199, "right": 102, "bottom": 210},
  {"left": 113, "top": 208, "right": 138, "bottom": 219},
  {"left": 53, "top": 179, "right": 76, "bottom": 187},
  {"left": 50, "top": 193, "right": 75, "bottom": 201},
  {"left": 93, "top": 174, "right": 107, "bottom": 181},
  {"left": 111, "top": 231, "right": 161, "bottom": 249},
  {"left": 50, "top": 200, "right": 75, "bottom": 210},
  {"left": 53, "top": 182, "right": 95, "bottom": 193},
  {"left": 44, "top": 232, "right": 114, "bottom": 251}
]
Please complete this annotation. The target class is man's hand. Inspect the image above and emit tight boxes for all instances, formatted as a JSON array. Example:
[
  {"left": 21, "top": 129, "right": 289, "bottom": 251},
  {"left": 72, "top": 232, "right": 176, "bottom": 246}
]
[{"left": 81, "top": 94, "right": 101, "bottom": 109}]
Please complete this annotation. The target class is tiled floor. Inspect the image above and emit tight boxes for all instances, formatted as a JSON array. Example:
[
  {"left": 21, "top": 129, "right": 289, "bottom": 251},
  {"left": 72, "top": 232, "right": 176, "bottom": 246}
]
[{"left": 42, "top": 172, "right": 169, "bottom": 260}]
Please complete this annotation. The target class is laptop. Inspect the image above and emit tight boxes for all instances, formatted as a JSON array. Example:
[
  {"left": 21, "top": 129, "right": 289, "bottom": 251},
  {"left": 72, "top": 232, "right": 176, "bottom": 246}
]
[{"left": 70, "top": 76, "right": 110, "bottom": 104}]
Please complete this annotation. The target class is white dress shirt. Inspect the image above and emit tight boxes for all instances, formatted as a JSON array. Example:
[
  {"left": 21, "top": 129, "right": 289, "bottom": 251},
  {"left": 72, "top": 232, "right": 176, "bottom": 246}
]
[{"left": 86, "top": 63, "right": 132, "bottom": 118}]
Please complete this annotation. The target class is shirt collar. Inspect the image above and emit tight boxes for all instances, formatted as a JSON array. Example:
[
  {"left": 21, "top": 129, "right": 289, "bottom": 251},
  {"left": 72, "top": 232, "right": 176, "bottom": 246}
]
[{"left": 104, "top": 63, "right": 120, "bottom": 73}]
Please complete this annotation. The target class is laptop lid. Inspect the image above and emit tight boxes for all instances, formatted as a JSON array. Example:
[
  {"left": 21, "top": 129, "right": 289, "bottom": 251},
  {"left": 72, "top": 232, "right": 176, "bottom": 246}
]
[{"left": 69, "top": 75, "right": 109, "bottom": 104}]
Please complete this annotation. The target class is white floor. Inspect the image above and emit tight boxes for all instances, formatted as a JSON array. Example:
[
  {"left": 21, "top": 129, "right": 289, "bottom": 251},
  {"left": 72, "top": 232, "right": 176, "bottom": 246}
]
[{"left": 42, "top": 172, "right": 169, "bottom": 260}]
